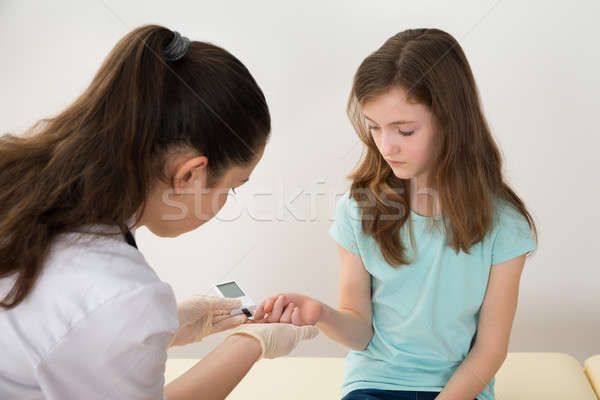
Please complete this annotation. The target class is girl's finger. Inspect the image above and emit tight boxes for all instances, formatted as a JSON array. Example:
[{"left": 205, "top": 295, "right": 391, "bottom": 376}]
[
  {"left": 291, "top": 306, "right": 303, "bottom": 326},
  {"left": 280, "top": 302, "right": 295, "bottom": 323},
  {"left": 253, "top": 299, "right": 266, "bottom": 320},
  {"left": 267, "top": 295, "right": 286, "bottom": 323},
  {"left": 264, "top": 294, "right": 281, "bottom": 314}
]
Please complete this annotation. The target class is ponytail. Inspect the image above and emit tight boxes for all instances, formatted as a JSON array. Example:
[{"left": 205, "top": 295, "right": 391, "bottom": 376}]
[{"left": 0, "top": 24, "right": 270, "bottom": 309}]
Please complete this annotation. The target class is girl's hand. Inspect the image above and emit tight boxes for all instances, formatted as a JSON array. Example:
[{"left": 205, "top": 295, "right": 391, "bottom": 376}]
[{"left": 249, "top": 293, "right": 323, "bottom": 326}]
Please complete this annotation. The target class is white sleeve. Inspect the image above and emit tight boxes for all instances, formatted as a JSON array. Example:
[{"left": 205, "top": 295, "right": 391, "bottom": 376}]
[{"left": 36, "top": 282, "right": 179, "bottom": 400}]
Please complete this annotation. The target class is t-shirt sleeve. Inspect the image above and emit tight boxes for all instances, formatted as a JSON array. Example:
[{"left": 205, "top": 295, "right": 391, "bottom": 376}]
[
  {"left": 328, "top": 192, "right": 360, "bottom": 254},
  {"left": 36, "top": 282, "right": 179, "bottom": 400},
  {"left": 491, "top": 206, "right": 538, "bottom": 265}
]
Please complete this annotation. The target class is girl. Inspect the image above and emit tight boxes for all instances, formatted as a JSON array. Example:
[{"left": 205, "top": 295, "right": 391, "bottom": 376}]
[
  {"left": 252, "top": 28, "right": 538, "bottom": 400},
  {"left": 0, "top": 25, "right": 318, "bottom": 400}
]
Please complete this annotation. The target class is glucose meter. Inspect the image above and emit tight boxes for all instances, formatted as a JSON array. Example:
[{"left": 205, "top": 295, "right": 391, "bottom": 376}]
[{"left": 212, "top": 281, "right": 256, "bottom": 319}]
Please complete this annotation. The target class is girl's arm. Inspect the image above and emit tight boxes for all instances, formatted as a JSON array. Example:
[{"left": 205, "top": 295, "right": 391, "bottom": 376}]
[
  {"left": 435, "top": 345, "right": 505, "bottom": 400},
  {"left": 164, "top": 334, "right": 261, "bottom": 400},
  {"left": 316, "top": 244, "right": 373, "bottom": 350},
  {"left": 252, "top": 244, "right": 373, "bottom": 351},
  {"left": 436, "top": 253, "right": 528, "bottom": 400}
]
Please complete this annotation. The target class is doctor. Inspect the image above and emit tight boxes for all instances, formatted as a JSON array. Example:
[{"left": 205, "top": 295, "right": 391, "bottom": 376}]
[{"left": 0, "top": 25, "right": 318, "bottom": 400}]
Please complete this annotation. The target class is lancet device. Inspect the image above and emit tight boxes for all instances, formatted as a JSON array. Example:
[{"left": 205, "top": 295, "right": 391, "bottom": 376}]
[{"left": 212, "top": 281, "right": 256, "bottom": 319}]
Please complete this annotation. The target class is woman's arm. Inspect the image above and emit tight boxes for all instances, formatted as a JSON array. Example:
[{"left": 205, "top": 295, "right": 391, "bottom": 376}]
[
  {"left": 164, "top": 334, "right": 261, "bottom": 400},
  {"left": 164, "top": 322, "right": 319, "bottom": 400}
]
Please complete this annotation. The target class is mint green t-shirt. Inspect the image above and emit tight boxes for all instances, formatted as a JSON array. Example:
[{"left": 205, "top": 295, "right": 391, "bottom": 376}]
[{"left": 328, "top": 191, "right": 537, "bottom": 400}]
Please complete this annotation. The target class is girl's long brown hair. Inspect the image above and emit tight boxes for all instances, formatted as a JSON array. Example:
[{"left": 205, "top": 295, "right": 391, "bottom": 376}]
[
  {"left": 348, "top": 28, "right": 537, "bottom": 266},
  {"left": 0, "top": 25, "right": 270, "bottom": 309}
]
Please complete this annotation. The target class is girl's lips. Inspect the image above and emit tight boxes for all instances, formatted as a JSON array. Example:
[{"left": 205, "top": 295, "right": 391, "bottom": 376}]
[{"left": 387, "top": 160, "right": 407, "bottom": 166}]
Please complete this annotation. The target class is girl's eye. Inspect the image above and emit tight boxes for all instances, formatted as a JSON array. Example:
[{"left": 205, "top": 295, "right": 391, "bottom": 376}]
[{"left": 368, "top": 126, "right": 413, "bottom": 136}]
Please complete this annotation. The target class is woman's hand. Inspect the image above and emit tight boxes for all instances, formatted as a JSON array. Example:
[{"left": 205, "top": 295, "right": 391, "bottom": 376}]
[
  {"left": 227, "top": 322, "right": 319, "bottom": 359},
  {"left": 168, "top": 294, "right": 247, "bottom": 347},
  {"left": 250, "top": 293, "right": 323, "bottom": 326}
]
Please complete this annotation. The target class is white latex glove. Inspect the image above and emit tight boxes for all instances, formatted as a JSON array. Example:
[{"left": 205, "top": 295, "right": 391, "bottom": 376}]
[
  {"left": 168, "top": 294, "right": 248, "bottom": 348},
  {"left": 226, "top": 323, "right": 320, "bottom": 359}
]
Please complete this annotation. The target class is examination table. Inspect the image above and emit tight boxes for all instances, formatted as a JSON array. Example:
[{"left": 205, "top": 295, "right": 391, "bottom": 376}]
[{"left": 165, "top": 353, "right": 600, "bottom": 399}]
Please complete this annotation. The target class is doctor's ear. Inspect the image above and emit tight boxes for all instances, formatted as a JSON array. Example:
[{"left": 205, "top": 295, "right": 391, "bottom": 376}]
[{"left": 172, "top": 155, "right": 209, "bottom": 191}]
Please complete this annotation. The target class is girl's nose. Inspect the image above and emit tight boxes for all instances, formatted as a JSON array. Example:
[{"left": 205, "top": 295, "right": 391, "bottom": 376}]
[{"left": 380, "top": 129, "right": 397, "bottom": 156}]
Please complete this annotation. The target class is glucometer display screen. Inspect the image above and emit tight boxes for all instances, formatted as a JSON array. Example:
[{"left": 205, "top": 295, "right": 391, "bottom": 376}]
[{"left": 217, "top": 282, "right": 245, "bottom": 298}]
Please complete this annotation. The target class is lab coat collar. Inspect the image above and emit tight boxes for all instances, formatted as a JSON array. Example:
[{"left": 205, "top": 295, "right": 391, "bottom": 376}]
[
  {"left": 74, "top": 213, "right": 138, "bottom": 238},
  {"left": 125, "top": 213, "right": 137, "bottom": 237}
]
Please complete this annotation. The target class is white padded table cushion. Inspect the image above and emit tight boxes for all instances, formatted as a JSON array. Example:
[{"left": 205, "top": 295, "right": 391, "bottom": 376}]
[
  {"left": 165, "top": 353, "right": 598, "bottom": 399},
  {"left": 495, "top": 352, "right": 597, "bottom": 400},
  {"left": 584, "top": 354, "right": 600, "bottom": 398}
]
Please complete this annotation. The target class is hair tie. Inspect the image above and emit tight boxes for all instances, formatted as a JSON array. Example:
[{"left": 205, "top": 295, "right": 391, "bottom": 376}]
[{"left": 162, "top": 31, "right": 190, "bottom": 62}]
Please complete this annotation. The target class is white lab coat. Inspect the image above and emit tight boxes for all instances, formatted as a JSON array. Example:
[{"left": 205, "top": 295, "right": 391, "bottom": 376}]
[{"left": 0, "top": 217, "right": 179, "bottom": 399}]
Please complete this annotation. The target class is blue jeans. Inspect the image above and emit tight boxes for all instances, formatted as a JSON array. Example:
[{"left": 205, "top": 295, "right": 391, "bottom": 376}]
[{"left": 342, "top": 388, "right": 478, "bottom": 400}]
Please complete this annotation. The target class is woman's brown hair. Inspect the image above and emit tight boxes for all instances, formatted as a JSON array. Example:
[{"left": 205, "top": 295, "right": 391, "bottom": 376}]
[
  {"left": 347, "top": 28, "right": 537, "bottom": 266},
  {"left": 0, "top": 24, "right": 271, "bottom": 309}
]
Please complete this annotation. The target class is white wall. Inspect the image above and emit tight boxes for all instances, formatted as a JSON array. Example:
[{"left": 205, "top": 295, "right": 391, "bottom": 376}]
[{"left": 1, "top": 0, "right": 598, "bottom": 364}]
